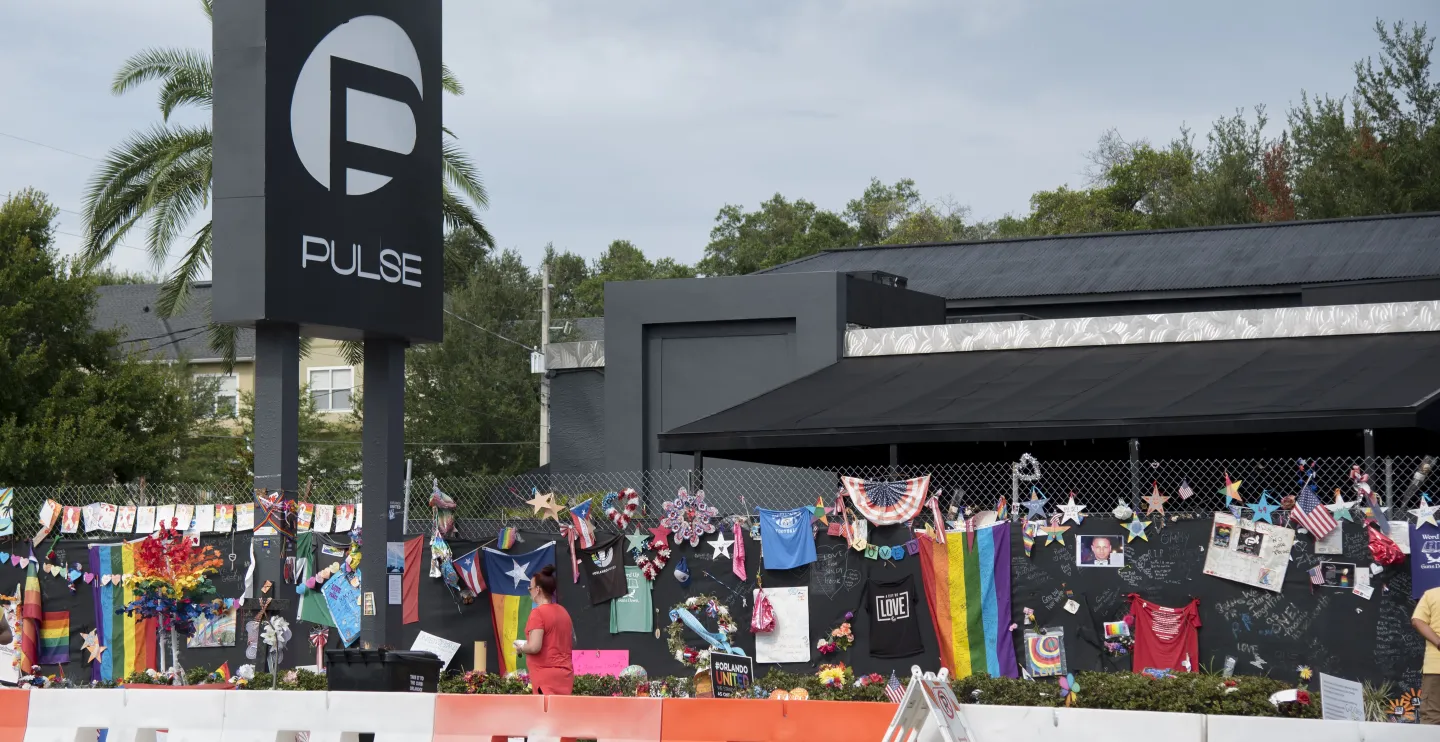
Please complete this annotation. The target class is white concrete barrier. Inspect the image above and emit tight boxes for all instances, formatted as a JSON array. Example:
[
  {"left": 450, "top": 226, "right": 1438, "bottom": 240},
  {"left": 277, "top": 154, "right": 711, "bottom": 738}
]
[
  {"left": 220, "top": 691, "right": 323, "bottom": 742},
  {"left": 1205, "top": 714, "right": 1438, "bottom": 742},
  {"left": 118, "top": 690, "right": 227, "bottom": 742},
  {"left": 23, "top": 689, "right": 128, "bottom": 742},
  {"left": 312, "top": 692, "right": 435, "bottom": 742}
]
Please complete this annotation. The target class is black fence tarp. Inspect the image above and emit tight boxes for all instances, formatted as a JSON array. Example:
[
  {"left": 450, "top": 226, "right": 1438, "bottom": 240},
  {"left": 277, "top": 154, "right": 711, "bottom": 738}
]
[{"left": 15, "top": 518, "right": 1423, "bottom": 692}]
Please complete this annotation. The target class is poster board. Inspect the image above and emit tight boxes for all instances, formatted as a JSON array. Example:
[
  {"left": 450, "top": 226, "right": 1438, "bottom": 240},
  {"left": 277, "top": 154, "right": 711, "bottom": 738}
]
[
  {"left": 1319, "top": 672, "right": 1364, "bottom": 721},
  {"left": 709, "top": 651, "right": 754, "bottom": 698},
  {"left": 411, "top": 630, "right": 462, "bottom": 670},
  {"left": 753, "top": 586, "right": 809, "bottom": 664},
  {"left": 571, "top": 649, "right": 628, "bottom": 676},
  {"left": 322, "top": 569, "right": 363, "bottom": 646},
  {"left": 1201, "top": 512, "right": 1294, "bottom": 593}
]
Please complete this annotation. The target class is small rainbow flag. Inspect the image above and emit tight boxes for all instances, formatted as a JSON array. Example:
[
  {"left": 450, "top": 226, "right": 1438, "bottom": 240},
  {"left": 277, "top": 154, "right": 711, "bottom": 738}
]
[
  {"left": 215, "top": 662, "right": 232, "bottom": 681},
  {"left": 38, "top": 611, "right": 69, "bottom": 664},
  {"left": 917, "top": 522, "right": 1018, "bottom": 678}
]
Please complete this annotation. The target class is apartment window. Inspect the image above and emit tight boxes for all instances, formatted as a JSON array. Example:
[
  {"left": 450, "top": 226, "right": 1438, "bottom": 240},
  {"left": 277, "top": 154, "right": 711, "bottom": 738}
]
[
  {"left": 196, "top": 373, "right": 239, "bottom": 417},
  {"left": 309, "top": 367, "right": 354, "bottom": 412}
]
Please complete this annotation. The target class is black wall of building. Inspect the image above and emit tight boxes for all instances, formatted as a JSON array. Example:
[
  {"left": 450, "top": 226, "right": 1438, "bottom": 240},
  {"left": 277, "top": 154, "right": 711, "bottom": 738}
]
[
  {"left": 550, "top": 368, "right": 606, "bottom": 474},
  {"left": 22, "top": 520, "right": 1421, "bottom": 691}
]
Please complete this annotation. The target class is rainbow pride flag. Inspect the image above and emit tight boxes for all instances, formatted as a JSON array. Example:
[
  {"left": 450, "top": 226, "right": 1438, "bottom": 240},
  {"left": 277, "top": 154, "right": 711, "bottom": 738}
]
[
  {"left": 38, "top": 611, "right": 69, "bottom": 664},
  {"left": 89, "top": 541, "right": 156, "bottom": 682},
  {"left": 917, "top": 522, "right": 1018, "bottom": 678},
  {"left": 481, "top": 541, "right": 555, "bottom": 674},
  {"left": 19, "top": 559, "right": 40, "bottom": 672}
]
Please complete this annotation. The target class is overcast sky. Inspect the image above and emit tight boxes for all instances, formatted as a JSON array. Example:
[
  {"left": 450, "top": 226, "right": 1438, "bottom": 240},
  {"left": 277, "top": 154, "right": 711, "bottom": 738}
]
[{"left": 1, "top": 0, "right": 1433, "bottom": 279}]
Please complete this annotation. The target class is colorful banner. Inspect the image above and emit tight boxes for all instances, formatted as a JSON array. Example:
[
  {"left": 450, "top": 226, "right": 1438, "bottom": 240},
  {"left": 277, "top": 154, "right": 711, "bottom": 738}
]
[
  {"left": 917, "top": 522, "right": 1018, "bottom": 678},
  {"left": 19, "top": 559, "right": 40, "bottom": 672},
  {"left": 89, "top": 542, "right": 157, "bottom": 682},
  {"left": 482, "top": 542, "right": 555, "bottom": 674}
]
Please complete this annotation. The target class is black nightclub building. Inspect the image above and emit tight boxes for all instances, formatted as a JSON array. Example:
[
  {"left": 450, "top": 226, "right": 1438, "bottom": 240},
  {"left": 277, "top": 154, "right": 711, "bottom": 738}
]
[{"left": 544, "top": 213, "right": 1440, "bottom": 473}]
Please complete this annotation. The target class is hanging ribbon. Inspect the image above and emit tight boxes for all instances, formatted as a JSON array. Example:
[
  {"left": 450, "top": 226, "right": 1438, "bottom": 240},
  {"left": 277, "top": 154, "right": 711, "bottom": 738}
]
[
  {"left": 310, "top": 627, "right": 329, "bottom": 669},
  {"left": 732, "top": 520, "right": 746, "bottom": 581}
]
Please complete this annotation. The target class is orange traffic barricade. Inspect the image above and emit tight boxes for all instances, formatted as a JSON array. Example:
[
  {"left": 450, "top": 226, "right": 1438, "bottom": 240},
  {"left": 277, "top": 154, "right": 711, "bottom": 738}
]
[
  {"left": 544, "top": 695, "right": 662, "bottom": 741},
  {"left": 433, "top": 693, "right": 545, "bottom": 742},
  {"left": 0, "top": 690, "right": 27, "bottom": 742},
  {"left": 776, "top": 699, "right": 894, "bottom": 741},
  {"left": 659, "top": 698, "right": 786, "bottom": 742}
]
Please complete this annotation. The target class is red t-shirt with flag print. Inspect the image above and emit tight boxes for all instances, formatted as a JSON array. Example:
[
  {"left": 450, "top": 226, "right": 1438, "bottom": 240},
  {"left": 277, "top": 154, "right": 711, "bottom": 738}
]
[{"left": 1127, "top": 594, "right": 1200, "bottom": 676}]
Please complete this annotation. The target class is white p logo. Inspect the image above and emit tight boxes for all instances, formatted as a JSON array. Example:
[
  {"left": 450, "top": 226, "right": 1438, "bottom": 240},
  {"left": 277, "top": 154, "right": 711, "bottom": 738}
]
[{"left": 289, "top": 15, "right": 422, "bottom": 195}]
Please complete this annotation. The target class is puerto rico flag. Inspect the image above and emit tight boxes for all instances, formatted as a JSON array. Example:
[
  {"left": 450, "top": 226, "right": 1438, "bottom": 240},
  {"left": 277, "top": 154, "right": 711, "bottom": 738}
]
[
  {"left": 452, "top": 548, "right": 486, "bottom": 595},
  {"left": 841, "top": 475, "right": 930, "bottom": 526},
  {"left": 568, "top": 500, "right": 596, "bottom": 549}
]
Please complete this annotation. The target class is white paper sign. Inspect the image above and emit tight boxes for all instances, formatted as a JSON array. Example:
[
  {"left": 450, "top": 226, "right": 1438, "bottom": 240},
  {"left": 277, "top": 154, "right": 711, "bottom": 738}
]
[
  {"left": 753, "top": 586, "right": 810, "bottom": 664},
  {"left": 388, "top": 574, "right": 403, "bottom": 605},
  {"left": 411, "top": 631, "right": 461, "bottom": 671},
  {"left": 0, "top": 646, "right": 17, "bottom": 684},
  {"left": 1389, "top": 522, "right": 1411, "bottom": 554},
  {"left": 1319, "top": 672, "right": 1365, "bottom": 721}
]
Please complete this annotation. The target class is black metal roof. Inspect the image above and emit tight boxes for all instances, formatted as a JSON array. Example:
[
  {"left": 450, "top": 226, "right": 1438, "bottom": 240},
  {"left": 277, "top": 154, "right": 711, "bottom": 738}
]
[
  {"left": 94, "top": 283, "right": 255, "bottom": 361},
  {"left": 658, "top": 333, "right": 1440, "bottom": 454},
  {"left": 757, "top": 212, "right": 1440, "bottom": 301}
]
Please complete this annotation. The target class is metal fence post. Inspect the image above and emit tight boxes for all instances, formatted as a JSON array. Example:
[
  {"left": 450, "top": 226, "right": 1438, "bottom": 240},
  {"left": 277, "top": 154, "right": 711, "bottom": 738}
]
[{"left": 1384, "top": 457, "right": 1393, "bottom": 511}]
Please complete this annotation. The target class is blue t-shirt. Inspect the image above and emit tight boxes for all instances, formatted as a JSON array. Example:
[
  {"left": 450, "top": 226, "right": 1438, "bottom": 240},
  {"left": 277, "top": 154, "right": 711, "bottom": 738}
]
[{"left": 757, "top": 507, "right": 817, "bottom": 570}]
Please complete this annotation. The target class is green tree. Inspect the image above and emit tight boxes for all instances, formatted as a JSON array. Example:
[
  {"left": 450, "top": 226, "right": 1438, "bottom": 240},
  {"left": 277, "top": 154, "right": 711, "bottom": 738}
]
[
  {"left": 698, "top": 194, "right": 856, "bottom": 276},
  {"left": 80, "top": 0, "right": 494, "bottom": 358},
  {"left": 572, "top": 240, "right": 696, "bottom": 314},
  {"left": 406, "top": 248, "right": 540, "bottom": 478},
  {"left": 0, "top": 189, "right": 199, "bottom": 484},
  {"left": 229, "top": 388, "right": 362, "bottom": 483},
  {"left": 1289, "top": 19, "right": 1439, "bottom": 217}
]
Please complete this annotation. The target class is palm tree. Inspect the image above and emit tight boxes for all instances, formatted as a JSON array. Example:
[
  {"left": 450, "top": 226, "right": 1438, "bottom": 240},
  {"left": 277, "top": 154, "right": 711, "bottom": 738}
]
[{"left": 82, "top": 0, "right": 493, "bottom": 361}]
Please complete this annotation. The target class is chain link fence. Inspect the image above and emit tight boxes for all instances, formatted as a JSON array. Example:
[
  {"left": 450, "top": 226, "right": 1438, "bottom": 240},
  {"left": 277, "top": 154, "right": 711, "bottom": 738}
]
[{"left": 13, "top": 454, "right": 1428, "bottom": 542}]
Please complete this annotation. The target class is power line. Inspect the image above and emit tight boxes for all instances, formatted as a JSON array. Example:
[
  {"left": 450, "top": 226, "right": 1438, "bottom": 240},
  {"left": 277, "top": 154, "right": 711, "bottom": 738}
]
[
  {"left": 443, "top": 309, "right": 537, "bottom": 353},
  {"left": 120, "top": 325, "right": 207, "bottom": 344},
  {"left": 0, "top": 130, "right": 102, "bottom": 162},
  {"left": 54, "top": 229, "right": 150, "bottom": 255}
]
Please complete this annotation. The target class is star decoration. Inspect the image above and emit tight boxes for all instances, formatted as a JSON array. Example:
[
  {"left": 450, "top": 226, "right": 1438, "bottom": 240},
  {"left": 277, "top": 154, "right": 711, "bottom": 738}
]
[
  {"left": 524, "top": 490, "right": 563, "bottom": 522},
  {"left": 504, "top": 559, "right": 532, "bottom": 588},
  {"left": 81, "top": 630, "right": 106, "bottom": 664},
  {"left": 1125, "top": 516, "right": 1151, "bottom": 542},
  {"left": 1143, "top": 483, "right": 1169, "bottom": 516},
  {"left": 1057, "top": 493, "right": 1087, "bottom": 525},
  {"left": 1041, "top": 524, "right": 1070, "bottom": 546},
  {"left": 1022, "top": 490, "right": 1049, "bottom": 520},
  {"left": 647, "top": 525, "right": 672, "bottom": 550},
  {"left": 1410, "top": 494, "right": 1440, "bottom": 528},
  {"left": 625, "top": 530, "right": 651, "bottom": 554},
  {"left": 1248, "top": 490, "right": 1279, "bottom": 524},
  {"left": 1326, "top": 491, "right": 1359, "bottom": 522},
  {"left": 1219, "top": 475, "right": 1243, "bottom": 503},
  {"left": 707, "top": 532, "right": 735, "bottom": 559}
]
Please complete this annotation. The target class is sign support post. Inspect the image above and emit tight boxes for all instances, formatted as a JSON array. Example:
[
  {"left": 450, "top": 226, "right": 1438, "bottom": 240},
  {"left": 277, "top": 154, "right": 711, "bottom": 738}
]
[
  {"left": 359, "top": 338, "right": 407, "bottom": 648},
  {"left": 251, "top": 324, "right": 299, "bottom": 595}
]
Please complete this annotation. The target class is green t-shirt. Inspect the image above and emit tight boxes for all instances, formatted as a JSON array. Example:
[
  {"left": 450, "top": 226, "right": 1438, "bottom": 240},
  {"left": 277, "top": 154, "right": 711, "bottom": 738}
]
[{"left": 610, "top": 567, "right": 653, "bottom": 633}]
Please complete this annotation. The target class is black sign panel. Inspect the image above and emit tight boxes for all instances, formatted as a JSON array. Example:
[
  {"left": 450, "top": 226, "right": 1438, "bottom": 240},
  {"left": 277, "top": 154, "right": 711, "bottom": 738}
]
[
  {"left": 709, "top": 651, "right": 755, "bottom": 698},
  {"left": 213, "top": 0, "right": 443, "bottom": 342}
]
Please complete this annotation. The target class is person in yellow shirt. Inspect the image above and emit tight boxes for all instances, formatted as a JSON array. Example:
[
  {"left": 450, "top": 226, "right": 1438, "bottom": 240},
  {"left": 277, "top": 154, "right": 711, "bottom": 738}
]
[{"left": 1415, "top": 586, "right": 1440, "bottom": 724}]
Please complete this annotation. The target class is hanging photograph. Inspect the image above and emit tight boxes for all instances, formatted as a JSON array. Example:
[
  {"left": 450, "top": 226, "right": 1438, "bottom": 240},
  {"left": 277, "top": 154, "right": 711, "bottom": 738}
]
[
  {"left": 1320, "top": 561, "right": 1357, "bottom": 589},
  {"left": 1024, "top": 628, "right": 1067, "bottom": 677},
  {"left": 1077, "top": 535, "right": 1125, "bottom": 567},
  {"left": 1211, "top": 520, "right": 1234, "bottom": 548}
]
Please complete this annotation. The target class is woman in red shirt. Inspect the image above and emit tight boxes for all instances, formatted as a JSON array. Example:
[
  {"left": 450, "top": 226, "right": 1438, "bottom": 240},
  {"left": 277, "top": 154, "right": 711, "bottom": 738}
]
[{"left": 514, "top": 564, "right": 574, "bottom": 694}]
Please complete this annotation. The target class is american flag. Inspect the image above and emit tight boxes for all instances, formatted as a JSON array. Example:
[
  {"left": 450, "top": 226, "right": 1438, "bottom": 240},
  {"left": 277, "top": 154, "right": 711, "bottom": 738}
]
[
  {"left": 1291, "top": 484, "right": 1336, "bottom": 540},
  {"left": 885, "top": 670, "right": 905, "bottom": 703}
]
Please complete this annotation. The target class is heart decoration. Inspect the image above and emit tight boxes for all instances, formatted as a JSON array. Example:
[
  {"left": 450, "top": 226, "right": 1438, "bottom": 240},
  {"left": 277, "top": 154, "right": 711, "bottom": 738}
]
[
  {"left": 0, "top": 552, "right": 9, "bottom": 564},
  {"left": 68, "top": 569, "right": 82, "bottom": 582},
  {"left": 83, "top": 573, "right": 94, "bottom": 584},
  {"left": 636, "top": 542, "right": 672, "bottom": 581},
  {"left": 605, "top": 488, "right": 640, "bottom": 529},
  {"left": 1015, "top": 453, "right": 1042, "bottom": 482},
  {"left": 11, "top": 556, "right": 21, "bottom": 568}
]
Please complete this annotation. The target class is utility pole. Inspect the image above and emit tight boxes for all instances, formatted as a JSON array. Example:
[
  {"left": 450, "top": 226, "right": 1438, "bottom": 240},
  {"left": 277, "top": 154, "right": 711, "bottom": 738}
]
[{"left": 540, "top": 260, "right": 551, "bottom": 466}]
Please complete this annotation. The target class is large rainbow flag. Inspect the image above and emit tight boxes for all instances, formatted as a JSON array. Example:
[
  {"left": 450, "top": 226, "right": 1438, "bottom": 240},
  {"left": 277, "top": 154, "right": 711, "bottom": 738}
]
[
  {"left": 89, "top": 541, "right": 157, "bottom": 682},
  {"left": 481, "top": 541, "right": 555, "bottom": 674},
  {"left": 917, "top": 522, "right": 1018, "bottom": 678}
]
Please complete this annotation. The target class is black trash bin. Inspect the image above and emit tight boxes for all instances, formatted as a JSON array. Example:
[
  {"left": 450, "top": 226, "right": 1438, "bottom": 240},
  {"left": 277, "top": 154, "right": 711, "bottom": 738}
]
[{"left": 325, "top": 648, "right": 443, "bottom": 692}]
